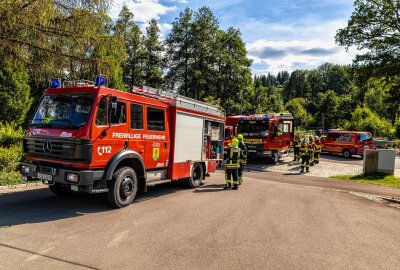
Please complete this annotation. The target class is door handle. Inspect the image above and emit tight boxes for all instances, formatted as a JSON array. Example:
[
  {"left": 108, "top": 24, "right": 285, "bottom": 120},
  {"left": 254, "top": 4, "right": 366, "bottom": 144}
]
[{"left": 164, "top": 142, "right": 167, "bottom": 148}]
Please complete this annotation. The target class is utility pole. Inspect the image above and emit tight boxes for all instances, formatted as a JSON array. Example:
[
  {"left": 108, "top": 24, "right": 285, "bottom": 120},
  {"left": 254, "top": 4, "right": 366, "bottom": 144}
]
[
  {"left": 321, "top": 113, "right": 325, "bottom": 132},
  {"left": 240, "top": 91, "right": 243, "bottom": 114}
]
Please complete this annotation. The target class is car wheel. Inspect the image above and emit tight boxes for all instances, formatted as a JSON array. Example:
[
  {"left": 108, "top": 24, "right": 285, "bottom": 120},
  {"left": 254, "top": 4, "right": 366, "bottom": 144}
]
[
  {"left": 107, "top": 167, "right": 138, "bottom": 208},
  {"left": 343, "top": 149, "right": 352, "bottom": 158}
]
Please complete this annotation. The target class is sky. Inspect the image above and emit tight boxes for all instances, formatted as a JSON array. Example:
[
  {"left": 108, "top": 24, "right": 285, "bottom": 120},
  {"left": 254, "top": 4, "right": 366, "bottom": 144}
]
[{"left": 109, "top": 0, "right": 357, "bottom": 75}]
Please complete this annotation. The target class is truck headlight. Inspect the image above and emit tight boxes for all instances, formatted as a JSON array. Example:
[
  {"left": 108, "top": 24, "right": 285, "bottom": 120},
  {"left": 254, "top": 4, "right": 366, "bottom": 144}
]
[
  {"left": 66, "top": 173, "right": 80, "bottom": 183},
  {"left": 21, "top": 165, "right": 29, "bottom": 174}
]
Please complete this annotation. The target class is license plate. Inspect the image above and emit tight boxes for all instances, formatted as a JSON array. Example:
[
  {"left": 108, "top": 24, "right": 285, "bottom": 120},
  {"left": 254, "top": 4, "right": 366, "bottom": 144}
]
[
  {"left": 21, "top": 175, "right": 28, "bottom": 181},
  {"left": 364, "top": 145, "right": 369, "bottom": 149},
  {"left": 37, "top": 173, "right": 52, "bottom": 181}
]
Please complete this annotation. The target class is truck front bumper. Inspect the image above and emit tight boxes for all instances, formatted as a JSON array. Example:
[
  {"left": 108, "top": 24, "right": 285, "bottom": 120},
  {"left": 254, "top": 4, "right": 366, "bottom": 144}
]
[{"left": 20, "top": 162, "right": 105, "bottom": 193}]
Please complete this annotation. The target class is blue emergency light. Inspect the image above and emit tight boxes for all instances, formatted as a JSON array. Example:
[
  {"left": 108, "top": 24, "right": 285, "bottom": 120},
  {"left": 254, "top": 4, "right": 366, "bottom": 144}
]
[
  {"left": 51, "top": 78, "right": 61, "bottom": 88},
  {"left": 95, "top": 75, "right": 106, "bottom": 86}
]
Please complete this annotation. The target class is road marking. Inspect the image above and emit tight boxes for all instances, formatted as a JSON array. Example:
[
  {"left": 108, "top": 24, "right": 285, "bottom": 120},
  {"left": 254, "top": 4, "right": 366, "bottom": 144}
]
[
  {"left": 26, "top": 247, "right": 55, "bottom": 261},
  {"left": 107, "top": 230, "right": 129, "bottom": 247}
]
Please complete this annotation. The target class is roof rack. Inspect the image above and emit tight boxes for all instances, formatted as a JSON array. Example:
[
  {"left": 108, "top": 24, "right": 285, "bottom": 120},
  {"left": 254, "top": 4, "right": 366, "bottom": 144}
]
[{"left": 130, "top": 85, "right": 177, "bottom": 99}]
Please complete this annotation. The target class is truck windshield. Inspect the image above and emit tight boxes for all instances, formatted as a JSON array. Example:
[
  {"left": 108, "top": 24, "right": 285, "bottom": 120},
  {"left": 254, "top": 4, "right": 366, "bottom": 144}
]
[
  {"left": 358, "top": 133, "right": 372, "bottom": 142},
  {"left": 31, "top": 93, "right": 95, "bottom": 129},
  {"left": 238, "top": 120, "right": 269, "bottom": 138}
]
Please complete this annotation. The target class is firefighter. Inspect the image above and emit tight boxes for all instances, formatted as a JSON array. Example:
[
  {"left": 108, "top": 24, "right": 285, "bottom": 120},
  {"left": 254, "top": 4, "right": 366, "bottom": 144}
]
[
  {"left": 293, "top": 133, "right": 301, "bottom": 162},
  {"left": 224, "top": 138, "right": 242, "bottom": 190},
  {"left": 314, "top": 136, "right": 322, "bottom": 164},
  {"left": 237, "top": 134, "right": 247, "bottom": 185},
  {"left": 300, "top": 138, "right": 310, "bottom": 173},
  {"left": 309, "top": 135, "right": 315, "bottom": 166}
]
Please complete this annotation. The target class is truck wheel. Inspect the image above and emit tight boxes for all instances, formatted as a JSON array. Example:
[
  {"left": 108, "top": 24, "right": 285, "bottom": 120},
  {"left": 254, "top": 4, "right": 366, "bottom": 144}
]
[
  {"left": 107, "top": 167, "right": 138, "bottom": 208},
  {"left": 186, "top": 163, "right": 203, "bottom": 188},
  {"left": 49, "top": 183, "right": 72, "bottom": 196},
  {"left": 270, "top": 151, "right": 279, "bottom": 164},
  {"left": 343, "top": 149, "right": 352, "bottom": 158}
]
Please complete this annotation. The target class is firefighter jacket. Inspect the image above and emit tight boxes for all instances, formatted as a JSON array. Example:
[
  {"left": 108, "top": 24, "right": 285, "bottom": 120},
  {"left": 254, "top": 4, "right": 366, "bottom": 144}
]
[
  {"left": 224, "top": 146, "right": 242, "bottom": 169},
  {"left": 314, "top": 143, "right": 321, "bottom": 152},
  {"left": 300, "top": 143, "right": 310, "bottom": 157},
  {"left": 294, "top": 138, "right": 301, "bottom": 148},
  {"left": 238, "top": 141, "right": 247, "bottom": 165}
]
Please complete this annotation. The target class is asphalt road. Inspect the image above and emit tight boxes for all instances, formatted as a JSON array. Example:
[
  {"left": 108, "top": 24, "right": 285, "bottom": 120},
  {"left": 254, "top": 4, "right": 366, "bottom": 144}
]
[{"left": 1, "top": 171, "right": 400, "bottom": 270}]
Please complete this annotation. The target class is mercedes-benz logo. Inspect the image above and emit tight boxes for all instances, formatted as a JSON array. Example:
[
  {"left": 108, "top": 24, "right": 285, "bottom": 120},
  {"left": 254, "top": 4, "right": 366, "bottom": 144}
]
[{"left": 43, "top": 141, "right": 52, "bottom": 154}]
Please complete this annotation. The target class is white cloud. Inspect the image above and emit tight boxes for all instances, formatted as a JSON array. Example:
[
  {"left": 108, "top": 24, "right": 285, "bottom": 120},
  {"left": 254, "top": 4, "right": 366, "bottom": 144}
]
[
  {"left": 109, "top": 0, "right": 177, "bottom": 23},
  {"left": 245, "top": 20, "right": 360, "bottom": 74}
]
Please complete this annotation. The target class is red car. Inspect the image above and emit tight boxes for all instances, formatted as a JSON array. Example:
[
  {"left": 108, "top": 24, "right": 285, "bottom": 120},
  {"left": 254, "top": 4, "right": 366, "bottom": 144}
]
[{"left": 320, "top": 131, "right": 374, "bottom": 158}]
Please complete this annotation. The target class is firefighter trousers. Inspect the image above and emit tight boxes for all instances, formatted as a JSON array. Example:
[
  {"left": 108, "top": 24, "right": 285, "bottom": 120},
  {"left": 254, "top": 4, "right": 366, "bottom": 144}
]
[
  {"left": 226, "top": 168, "right": 239, "bottom": 188},
  {"left": 314, "top": 152, "right": 321, "bottom": 164},
  {"left": 238, "top": 164, "right": 246, "bottom": 184},
  {"left": 294, "top": 147, "right": 300, "bottom": 161},
  {"left": 301, "top": 155, "right": 310, "bottom": 172},
  {"left": 310, "top": 152, "right": 315, "bottom": 166}
]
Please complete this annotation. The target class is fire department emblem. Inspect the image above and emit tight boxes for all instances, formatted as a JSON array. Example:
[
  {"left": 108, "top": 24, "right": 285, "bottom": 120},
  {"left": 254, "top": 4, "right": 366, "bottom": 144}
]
[{"left": 152, "top": 147, "right": 160, "bottom": 161}]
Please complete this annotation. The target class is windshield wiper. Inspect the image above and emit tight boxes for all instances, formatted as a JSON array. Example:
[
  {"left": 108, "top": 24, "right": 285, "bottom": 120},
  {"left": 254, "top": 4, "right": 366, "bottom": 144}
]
[
  {"left": 54, "top": 119, "right": 73, "bottom": 128},
  {"left": 31, "top": 118, "right": 50, "bottom": 128}
]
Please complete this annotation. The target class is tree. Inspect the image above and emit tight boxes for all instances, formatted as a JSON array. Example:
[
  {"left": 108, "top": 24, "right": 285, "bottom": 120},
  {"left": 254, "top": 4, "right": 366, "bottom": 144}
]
[
  {"left": 115, "top": 4, "right": 144, "bottom": 88},
  {"left": 336, "top": 0, "right": 400, "bottom": 78},
  {"left": 283, "top": 70, "right": 309, "bottom": 102},
  {"left": 0, "top": 57, "right": 32, "bottom": 125},
  {"left": 316, "top": 90, "right": 340, "bottom": 128},
  {"left": 164, "top": 8, "right": 194, "bottom": 95},
  {"left": 285, "top": 98, "right": 313, "bottom": 128},
  {"left": 143, "top": 19, "right": 163, "bottom": 88}
]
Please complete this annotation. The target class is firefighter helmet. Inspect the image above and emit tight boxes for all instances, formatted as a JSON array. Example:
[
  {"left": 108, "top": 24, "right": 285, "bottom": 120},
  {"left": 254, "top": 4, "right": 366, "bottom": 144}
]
[{"left": 237, "top": 134, "right": 244, "bottom": 141}]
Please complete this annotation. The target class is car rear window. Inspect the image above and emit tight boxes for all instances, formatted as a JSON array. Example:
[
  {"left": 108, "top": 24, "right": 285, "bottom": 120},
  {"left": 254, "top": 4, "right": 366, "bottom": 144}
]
[{"left": 358, "top": 133, "right": 372, "bottom": 142}]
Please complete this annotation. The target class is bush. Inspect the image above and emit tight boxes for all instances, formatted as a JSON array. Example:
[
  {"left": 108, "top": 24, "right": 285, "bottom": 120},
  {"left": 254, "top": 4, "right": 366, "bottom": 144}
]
[
  {"left": 345, "top": 106, "right": 394, "bottom": 139},
  {"left": 0, "top": 122, "right": 25, "bottom": 147},
  {"left": 0, "top": 171, "right": 23, "bottom": 186},
  {"left": 395, "top": 118, "right": 400, "bottom": 139},
  {"left": 0, "top": 143, "right": 23, "bottom": 172}
]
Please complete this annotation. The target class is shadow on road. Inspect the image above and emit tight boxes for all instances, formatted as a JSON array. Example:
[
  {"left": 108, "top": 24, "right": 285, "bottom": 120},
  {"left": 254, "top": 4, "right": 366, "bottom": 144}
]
[
  {"left": 193, "top": 184, "right": 226, "bottom": 193},
  {"left": 0, "top": 182, "right": 189, "bottom": 227}
]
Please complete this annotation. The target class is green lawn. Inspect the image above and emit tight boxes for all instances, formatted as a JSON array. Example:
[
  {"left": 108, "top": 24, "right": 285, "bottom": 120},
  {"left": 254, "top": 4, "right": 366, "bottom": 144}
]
[{"left": 331, "top": 174, "right": 400, "bottom": 189}]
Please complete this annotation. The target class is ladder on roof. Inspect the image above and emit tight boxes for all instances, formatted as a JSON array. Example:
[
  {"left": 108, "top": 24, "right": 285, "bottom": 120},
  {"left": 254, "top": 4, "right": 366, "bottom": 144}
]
[{"left": 130, "top": 85, "right": 225, "bottom": 118}]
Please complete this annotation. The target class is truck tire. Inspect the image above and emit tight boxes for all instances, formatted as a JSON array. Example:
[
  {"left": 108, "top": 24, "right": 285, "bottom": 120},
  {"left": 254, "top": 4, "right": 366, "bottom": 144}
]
[
  {"left": 49, "top": 183, "right": 72, "bottom": 196},
  {"left": 186, "top": 163, "right": 203, "bottom": 188},
  {"left": 107, "top": 166, "right": 138, "bottom": 208},
  {"left": 343, "top": 149, "right": 352, "bottom": 158}
]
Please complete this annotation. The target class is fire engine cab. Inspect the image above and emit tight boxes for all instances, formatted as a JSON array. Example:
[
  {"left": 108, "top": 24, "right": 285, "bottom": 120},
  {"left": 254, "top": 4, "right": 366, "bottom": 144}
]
[
  {"left": 20, "top": 77, "right": 225, "bottom": 208},
  {"left": 226, "top": 113, "right": 294, "bottom": 163}
]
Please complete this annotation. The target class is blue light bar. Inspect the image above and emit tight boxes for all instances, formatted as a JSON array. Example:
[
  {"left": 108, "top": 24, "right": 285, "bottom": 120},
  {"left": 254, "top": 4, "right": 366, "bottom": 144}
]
[
  {"left": 51, "top": 78, "right": 61, "bottom": 88},
  {"left": 95, "top": 75, "right": 106, "bottom": 86}
]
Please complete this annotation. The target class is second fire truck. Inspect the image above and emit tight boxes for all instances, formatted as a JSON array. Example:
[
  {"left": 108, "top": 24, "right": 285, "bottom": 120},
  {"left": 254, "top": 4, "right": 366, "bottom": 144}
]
[{"left": 226, "top": 113, "right": 294, "bottom": 163}]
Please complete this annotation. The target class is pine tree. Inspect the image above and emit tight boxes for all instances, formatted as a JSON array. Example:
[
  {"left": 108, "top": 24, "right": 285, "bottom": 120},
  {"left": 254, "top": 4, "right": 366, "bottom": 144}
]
[{"left": 143, "top": 19, "right": 163, "bottom": 88}]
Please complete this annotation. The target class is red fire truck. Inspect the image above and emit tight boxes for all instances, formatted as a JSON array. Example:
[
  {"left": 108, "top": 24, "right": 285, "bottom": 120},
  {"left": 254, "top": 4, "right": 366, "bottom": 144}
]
[
  {"left": 225, "top": 113, "right": 294, "bottom": 163},
  {"left": 20, "top": 77, "right": 225, "bottom": 207}
]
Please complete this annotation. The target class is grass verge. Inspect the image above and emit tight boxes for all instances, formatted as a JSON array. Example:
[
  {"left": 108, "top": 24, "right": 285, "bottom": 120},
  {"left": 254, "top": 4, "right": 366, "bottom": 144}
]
[{"left": 331, "top": 174, "right": 400, "bottom": 189}]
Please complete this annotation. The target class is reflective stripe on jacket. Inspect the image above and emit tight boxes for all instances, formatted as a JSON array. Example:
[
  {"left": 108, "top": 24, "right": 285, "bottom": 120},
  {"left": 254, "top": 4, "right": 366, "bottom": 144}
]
[{"left": 225, "top": 146, "right": 241, "bottom": 169}]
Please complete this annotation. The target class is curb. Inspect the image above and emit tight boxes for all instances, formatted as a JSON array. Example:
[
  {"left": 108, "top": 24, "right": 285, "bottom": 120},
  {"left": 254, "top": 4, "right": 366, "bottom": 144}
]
[{"left": 0, "top": 182, "right": 46, "bottom": 194}]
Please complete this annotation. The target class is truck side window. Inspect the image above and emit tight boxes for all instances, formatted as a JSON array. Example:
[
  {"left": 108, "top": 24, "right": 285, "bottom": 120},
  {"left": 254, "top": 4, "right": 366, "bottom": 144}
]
[
  {"left": 111, "top": 102, "right": 126, "bottom": 125},
  {"left": 96, "top": 97, "right": 107, "bottom": 126},
  {"left": 147, "top": 107, "right": 165, "bottom": 131},
  {"left": 130, "top": 104, "right": 143, "bottom": 130}
]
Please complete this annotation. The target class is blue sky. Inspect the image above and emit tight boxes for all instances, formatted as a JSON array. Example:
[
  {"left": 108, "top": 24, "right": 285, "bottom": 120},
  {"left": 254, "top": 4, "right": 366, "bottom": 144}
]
[{"left": 109, "top": 0, "right": 357, "bottom": 75}]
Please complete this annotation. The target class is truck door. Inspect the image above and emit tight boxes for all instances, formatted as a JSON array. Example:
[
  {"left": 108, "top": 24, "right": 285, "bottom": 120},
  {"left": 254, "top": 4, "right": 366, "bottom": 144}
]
[
  {"left": 144, "top": 106, "right": 169, "bottom": 169},
  {"left": 92, "top": 96, "right": 128, "bottom": 167},
  {"left": 128, "top": 103, "right": 145, "bottom": 161}
]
